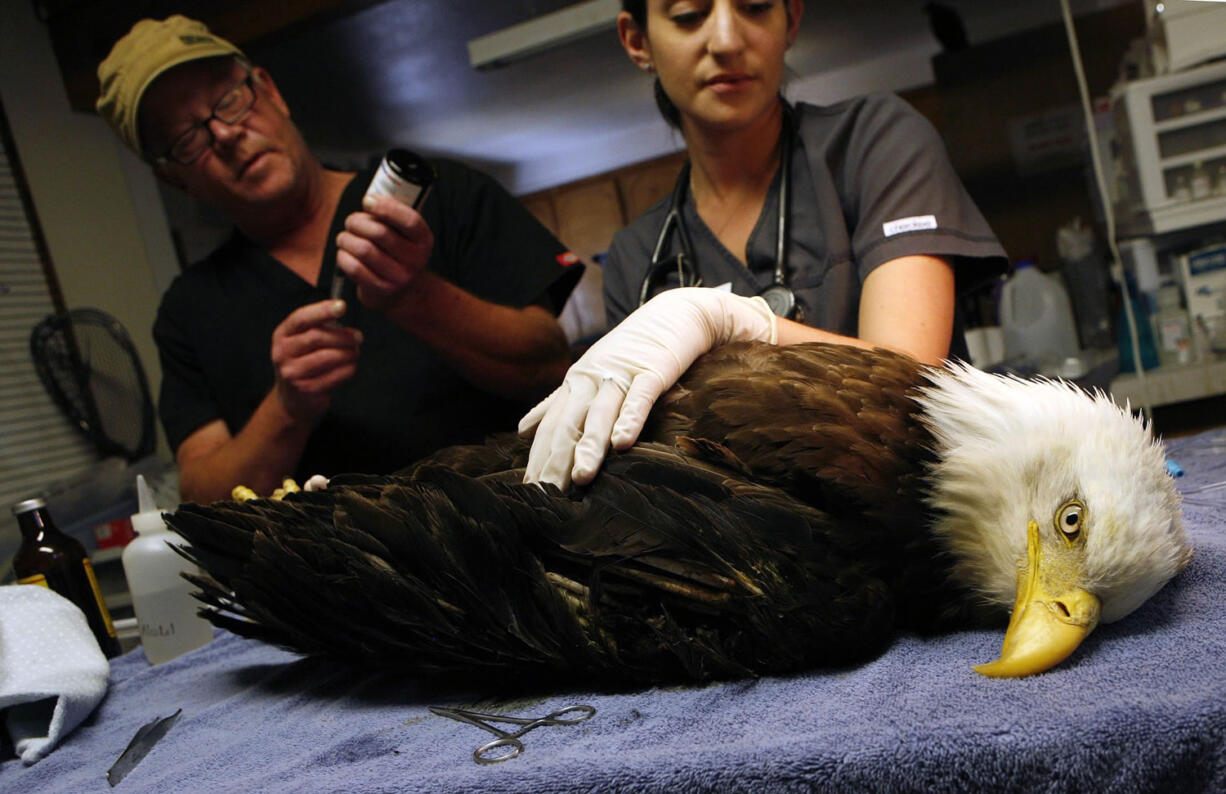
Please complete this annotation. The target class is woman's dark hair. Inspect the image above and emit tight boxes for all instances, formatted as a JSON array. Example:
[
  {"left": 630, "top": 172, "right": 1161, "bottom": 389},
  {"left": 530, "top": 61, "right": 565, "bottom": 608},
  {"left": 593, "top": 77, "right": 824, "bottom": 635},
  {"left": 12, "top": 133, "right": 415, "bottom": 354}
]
[{"left": 621, "top": 0, "right": 683, "bottom": 127}]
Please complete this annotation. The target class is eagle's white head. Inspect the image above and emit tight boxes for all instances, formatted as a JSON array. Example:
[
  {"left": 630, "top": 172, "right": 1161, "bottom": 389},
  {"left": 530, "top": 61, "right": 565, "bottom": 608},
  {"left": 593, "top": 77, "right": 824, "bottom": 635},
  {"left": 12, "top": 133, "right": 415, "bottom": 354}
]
[{"left": 915, "top": 362, "right": 1191, "bottom": 677}]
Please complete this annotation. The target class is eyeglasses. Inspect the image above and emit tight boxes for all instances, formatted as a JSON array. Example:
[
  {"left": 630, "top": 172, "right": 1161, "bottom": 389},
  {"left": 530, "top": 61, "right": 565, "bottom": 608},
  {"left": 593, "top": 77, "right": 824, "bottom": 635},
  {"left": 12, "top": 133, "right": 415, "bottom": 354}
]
[{"left": 156, "top": 74, "right": 257, "bottom": 166}]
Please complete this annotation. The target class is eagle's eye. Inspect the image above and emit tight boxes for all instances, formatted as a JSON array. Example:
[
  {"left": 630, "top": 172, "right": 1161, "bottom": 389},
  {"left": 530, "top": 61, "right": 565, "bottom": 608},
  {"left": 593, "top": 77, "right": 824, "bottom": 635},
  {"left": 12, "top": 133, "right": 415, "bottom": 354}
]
[{"left": 1055, "top": 501, "right": 1085, "bottom": 543}]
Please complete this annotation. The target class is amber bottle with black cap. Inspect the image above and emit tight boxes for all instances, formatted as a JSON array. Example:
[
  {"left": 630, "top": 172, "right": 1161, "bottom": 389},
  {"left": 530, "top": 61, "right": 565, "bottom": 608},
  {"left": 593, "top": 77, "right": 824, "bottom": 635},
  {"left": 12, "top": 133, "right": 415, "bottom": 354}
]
[{"left": 12, "top": 497, "right": 122, "bottom": 658}]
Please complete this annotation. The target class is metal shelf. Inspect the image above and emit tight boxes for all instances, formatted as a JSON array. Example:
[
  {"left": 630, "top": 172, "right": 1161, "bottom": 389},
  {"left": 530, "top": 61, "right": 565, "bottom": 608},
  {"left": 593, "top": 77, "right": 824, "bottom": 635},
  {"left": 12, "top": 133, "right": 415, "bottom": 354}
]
[
  {"left": 1160, "top": 144, "right": 1226, "bottom": 170},
  {"left": 1110, "top": 358, "right": 1226, "bottom": 408},
  {"left": 92, "top": 546, "right": 124, "bottom": 564},
  {"left": 1153, "top": 105, "right": 1226, "bottom": 135},
  {"left": 104, "top": 590, "right": 133, "bottom": 611},
  {"left": 1118, "top": 195, "right": 1226, "bottom": 235}
]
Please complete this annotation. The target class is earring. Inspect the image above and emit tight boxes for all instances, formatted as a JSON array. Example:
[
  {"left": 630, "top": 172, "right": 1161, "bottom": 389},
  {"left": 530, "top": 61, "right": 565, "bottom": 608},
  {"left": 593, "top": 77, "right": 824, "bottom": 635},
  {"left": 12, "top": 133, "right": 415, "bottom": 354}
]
[{"left": 642, "top": 62, "right": 654, "bottom": 73}]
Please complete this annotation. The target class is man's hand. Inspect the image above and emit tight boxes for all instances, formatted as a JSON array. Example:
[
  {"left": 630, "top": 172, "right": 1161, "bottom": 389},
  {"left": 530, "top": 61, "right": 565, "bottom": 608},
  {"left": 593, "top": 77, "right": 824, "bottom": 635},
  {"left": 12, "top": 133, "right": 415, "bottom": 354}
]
[
  {"left": 335, "top": 195, "right": 434, "bottom": 311},
  {"left": 270, "top": 299, "right": 362, "bottom": 421},
  {"left": 519, "top": 288, "right": 778, "bottom": 490}
]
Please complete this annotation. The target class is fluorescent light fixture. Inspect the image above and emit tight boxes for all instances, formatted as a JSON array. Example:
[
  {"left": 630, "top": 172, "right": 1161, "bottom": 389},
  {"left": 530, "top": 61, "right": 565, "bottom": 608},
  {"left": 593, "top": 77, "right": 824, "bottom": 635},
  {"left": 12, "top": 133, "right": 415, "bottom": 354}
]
[{"left": 468, "top": 0, "right": 621, "bottom": 70}]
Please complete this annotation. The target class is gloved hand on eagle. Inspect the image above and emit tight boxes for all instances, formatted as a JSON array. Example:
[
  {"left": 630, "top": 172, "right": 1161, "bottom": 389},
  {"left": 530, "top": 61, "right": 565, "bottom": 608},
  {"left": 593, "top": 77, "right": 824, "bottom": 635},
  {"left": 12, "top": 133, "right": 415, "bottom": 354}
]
[
  {"left": 520, "top": 288, "right": 778, "bottom": 490},
  {"left": 167, "top": 288, "right": 1190, "bottom": 685}
]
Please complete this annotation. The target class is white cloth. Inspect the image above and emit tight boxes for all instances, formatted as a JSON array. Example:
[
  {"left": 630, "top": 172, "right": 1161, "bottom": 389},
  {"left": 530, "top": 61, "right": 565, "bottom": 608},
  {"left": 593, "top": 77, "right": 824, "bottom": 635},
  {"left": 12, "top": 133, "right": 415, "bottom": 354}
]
[{"left": 0, "top": 585, "right": 109, "bottom": 764}]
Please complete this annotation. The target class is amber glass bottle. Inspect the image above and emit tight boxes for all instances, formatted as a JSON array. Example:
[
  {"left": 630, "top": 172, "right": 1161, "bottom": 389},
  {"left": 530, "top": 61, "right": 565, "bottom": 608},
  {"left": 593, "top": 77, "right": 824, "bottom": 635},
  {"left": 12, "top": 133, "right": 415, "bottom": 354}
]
[{"left": 12, "top": 497, "right": 122, "bottom": 658}]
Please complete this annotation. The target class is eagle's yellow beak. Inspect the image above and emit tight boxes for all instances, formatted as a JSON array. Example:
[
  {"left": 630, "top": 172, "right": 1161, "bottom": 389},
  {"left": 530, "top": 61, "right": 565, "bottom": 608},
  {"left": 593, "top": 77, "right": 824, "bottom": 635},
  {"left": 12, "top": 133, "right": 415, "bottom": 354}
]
[{"left": 974, "top": 521, "right": 1101, "bottom": 678}]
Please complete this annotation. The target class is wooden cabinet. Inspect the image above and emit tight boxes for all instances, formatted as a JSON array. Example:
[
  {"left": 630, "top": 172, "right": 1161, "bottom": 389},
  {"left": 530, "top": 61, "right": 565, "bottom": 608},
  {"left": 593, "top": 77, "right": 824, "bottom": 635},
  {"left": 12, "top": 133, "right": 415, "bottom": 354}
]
[
  {"left": 519, "top": 193, "right": 558, "bottom": 236},
  {"left": 520, "top": 150, "right": 685, "bottom": 262},
  {"left": 616, "top": 153, "right": 687, "bottom": 223},
  {"left": 552, "top": 179, "right": 626, "bottom": 262},
  {"left": 519, "top": 150, "right": 685, "bottom": 343}
]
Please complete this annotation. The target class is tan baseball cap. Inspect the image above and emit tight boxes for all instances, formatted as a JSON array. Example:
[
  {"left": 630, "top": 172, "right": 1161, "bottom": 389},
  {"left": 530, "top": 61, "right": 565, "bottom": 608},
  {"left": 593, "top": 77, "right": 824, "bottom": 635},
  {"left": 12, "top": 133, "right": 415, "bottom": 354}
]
[{"left": 96, "top": 15, "right": 245, "bottom": 157}]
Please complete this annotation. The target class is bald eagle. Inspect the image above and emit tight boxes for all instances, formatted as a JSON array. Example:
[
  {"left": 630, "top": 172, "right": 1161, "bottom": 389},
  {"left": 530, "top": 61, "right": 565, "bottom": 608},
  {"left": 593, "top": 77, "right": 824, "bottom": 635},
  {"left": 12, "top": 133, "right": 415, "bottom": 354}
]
[{"left": 166, "top": 342, "right": 1190, "bottom": 683}]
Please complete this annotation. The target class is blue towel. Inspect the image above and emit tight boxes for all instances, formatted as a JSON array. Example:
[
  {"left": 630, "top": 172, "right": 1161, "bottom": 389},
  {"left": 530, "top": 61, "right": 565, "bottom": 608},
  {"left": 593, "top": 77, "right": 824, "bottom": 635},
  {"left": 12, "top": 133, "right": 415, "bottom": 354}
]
[{"left": 4, "top": 429, "right": 1226, "bottom": 792}]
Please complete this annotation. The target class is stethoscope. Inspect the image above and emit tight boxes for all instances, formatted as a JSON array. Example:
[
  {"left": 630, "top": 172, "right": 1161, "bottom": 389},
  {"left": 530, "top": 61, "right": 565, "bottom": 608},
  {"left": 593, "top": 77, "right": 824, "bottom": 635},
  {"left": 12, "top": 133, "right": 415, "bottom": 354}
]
[{"left": 638, "top": 108, "right": 799, "bottom": 320}]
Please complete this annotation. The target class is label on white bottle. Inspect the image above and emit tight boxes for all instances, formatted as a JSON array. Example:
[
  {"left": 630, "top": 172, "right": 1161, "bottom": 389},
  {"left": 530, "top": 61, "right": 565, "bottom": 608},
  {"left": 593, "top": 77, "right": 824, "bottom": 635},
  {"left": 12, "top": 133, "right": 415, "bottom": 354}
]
[{"left": 134, "top": 583, "right": 214, "bottom": 665}]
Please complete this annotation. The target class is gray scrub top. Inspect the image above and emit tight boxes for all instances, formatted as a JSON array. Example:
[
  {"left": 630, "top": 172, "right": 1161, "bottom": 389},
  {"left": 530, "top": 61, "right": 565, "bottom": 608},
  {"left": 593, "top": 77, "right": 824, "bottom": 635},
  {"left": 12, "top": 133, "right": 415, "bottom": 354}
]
[{"left": 603, "top": 93, "right": 1008, "bottom": 342}]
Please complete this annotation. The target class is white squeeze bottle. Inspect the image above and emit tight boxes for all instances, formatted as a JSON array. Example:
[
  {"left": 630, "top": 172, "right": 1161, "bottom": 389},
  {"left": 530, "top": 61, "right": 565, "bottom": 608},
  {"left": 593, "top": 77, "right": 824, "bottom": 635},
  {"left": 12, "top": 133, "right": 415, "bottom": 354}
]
[{"left": 122, "top": 475, "right": 214, "bottom": 664}]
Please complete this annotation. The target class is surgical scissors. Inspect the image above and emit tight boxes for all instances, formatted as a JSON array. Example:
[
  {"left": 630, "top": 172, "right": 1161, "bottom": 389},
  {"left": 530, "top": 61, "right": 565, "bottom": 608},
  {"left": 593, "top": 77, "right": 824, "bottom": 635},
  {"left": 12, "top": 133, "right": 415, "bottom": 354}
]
[{"left": 428, "top": 704, "right": 595, "bottom": 764}]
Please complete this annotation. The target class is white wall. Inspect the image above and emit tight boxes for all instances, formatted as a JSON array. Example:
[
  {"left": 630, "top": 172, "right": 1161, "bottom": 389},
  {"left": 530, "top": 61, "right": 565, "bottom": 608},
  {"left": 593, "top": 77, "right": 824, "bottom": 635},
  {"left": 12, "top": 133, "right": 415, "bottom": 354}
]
[{"left": 0, "top": 0, "right": 179, "bottom": 458}]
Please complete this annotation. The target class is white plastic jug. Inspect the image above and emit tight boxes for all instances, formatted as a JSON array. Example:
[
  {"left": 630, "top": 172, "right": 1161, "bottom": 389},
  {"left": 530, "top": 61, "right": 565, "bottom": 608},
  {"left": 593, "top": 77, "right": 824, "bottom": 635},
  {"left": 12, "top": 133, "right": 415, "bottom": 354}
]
[
  {"left": 999, "top": 260, "right": 1080, "bottom": 368},
  {"left": 122, "top": 475, "right": 214, "bottom": 664}
]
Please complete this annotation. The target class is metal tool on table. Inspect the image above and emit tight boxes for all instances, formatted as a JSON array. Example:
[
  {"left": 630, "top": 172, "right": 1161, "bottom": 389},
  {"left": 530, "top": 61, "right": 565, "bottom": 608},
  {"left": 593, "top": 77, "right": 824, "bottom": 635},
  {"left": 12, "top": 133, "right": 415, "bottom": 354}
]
[
  {"left": 428, "top": 704, "right": 595, "bottom": 764},
  {"left": 106, "top": 709, "right": 182, "bottom": 786}
]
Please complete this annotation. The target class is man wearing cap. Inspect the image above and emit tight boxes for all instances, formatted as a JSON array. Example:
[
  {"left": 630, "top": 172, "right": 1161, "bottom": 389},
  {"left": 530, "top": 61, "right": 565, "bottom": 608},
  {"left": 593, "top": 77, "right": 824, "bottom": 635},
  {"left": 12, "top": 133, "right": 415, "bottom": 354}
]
[{"left": 97, "top": 16, "right": 583, "bottom": 503}]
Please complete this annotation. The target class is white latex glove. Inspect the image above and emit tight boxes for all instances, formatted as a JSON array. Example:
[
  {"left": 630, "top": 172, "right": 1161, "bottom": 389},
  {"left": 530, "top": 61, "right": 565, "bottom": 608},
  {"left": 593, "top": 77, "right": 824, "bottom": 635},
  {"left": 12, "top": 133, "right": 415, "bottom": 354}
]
[{"left": 520, "top": 287, "right": 778, "bottom": 490}]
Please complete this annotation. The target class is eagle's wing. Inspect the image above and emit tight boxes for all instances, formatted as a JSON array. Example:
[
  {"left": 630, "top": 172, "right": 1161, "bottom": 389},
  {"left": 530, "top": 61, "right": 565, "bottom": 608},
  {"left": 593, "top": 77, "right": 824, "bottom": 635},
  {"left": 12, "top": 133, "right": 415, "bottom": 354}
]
[
  {"left": 169, "top": 441, "right": 895, "bottom": 684},
  {"left": 643, "top": 342, "right": 992, "bottom": 629}
]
